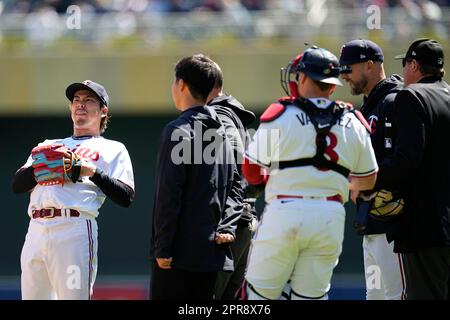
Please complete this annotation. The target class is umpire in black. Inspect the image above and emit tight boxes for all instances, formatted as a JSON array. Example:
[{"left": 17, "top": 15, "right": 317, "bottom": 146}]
[
  {"left": 375, "top": 38, "right": 450, "bottom": 299},
  {"left": 150, "top": 54, "right": 242, "bottom": 300}
]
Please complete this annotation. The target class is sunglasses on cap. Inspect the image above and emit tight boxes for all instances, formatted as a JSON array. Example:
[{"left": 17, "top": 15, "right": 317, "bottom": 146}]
[{"left": 339, "top": 65, "right": 352, "bottom": 74}]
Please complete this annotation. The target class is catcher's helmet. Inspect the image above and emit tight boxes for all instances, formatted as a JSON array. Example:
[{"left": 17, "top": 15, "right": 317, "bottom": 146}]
[{"left": 281, "top": 46, "right": 342, "bottom": 97}]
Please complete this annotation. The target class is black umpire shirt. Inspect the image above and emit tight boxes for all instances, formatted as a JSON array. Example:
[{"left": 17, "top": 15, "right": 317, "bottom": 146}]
[
  {"left": 150, "top": 105, "right": 241, "bottom": 272},
  {"left": 358, "top": 74, "right": 404, "bottom": 235},
  {"left": 375, "top": 76, "right": 450, "bottom": 253}
]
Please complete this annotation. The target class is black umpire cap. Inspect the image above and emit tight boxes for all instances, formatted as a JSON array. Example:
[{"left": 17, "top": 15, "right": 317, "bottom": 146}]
[
  {"left": 339, "top": 39, "right": 384, "bottom": 74},
  {"left": 66, "top": 80, "right": 110, "bottom": 107},
  {"left": 297, "top": 46, "right": 343, "bottom": 86},
  {"left": 395, "top": 38, "right": 444, "bottom": 68}
]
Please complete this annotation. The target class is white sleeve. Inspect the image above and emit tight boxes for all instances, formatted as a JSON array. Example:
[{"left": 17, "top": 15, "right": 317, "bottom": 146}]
[
  {"left": 109, "top": 146, "right": 135, "bottom": 190},
  {"left": 351, "top": 123, "right": 378, "bottom": 176},
  {"left": 245, "top": 121, "right": 281, "bottom": 168}
]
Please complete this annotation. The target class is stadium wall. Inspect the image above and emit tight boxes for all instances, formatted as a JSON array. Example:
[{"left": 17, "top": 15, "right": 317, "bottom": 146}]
[{"left": 1, "top": 45, "right": 448, "bottom": 114}]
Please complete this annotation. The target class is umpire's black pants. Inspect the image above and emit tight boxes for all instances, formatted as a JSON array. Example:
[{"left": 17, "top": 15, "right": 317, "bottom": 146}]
[
  {"left": 150, "top": 261, "right": 217, "bottom": 300},
  {"left": 402, "top": 246, "right": 450, "bottom": 300}
]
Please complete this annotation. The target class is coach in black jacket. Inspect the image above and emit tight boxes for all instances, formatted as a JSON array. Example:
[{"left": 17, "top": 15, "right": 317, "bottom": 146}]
[
  {"left": 150, "top": 54, "right": 242, "bottom": 300},
  {"left": 375, "top": 39, "right": 450, "bottom": 299},
  {"left": 340, "top": 39, "right": 405, "bottom": 300}
]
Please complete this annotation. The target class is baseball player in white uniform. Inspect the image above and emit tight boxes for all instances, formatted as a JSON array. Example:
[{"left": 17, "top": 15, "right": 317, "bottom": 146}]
[
  {"left": 241, "top": 47, "right": 378, "bottom": 300},
  {"left": 12, "top": 80, "right": 135, "bottom": 300}
]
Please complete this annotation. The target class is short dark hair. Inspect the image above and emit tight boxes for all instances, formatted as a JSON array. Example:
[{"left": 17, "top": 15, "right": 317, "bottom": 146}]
[
  {"left": 174, "top": 54, "right": 220, "bottom": 102},
  {"left": 418, "top": 62, "right": 445, "bottom": 79}
]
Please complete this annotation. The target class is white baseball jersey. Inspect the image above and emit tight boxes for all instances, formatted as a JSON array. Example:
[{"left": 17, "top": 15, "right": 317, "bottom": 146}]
[
  {"left": 20, "top": 135, "right": 134, "bottom": 300},
  {"left": 244, "top": 98, "right": 378, "bottom": 300},
  {"left": 23, "top": 136, "right": 134, "bottom": 218},
  {"left": 246, "top": 98, "right": 378, "bottom": 203}
]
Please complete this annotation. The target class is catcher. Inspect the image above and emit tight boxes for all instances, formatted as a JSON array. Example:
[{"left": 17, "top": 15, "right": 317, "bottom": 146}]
[{"left": 11, "top": 80, "right": 135, "bottom": 300}]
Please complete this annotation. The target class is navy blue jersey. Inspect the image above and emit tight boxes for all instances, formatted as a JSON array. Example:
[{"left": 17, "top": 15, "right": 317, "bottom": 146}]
[{"left": 357, "top": 74, "right": 404, "bottom": 235}]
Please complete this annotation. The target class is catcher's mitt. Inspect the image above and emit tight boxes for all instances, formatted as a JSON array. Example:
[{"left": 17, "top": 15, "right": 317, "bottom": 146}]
[
  {"left": 31, "top": 143, "right": 82, "bottom": 186},
  {"left": 369, "top": 189, "right": 404, "bottom": 219}
]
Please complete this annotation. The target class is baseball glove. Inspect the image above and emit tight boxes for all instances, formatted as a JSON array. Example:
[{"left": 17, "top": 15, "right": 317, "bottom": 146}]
[
  {"left": 31, "top": 143, "right": 82, "bottom": 186},
  {"left": 369, "top": 189, "right": 404, "bottom": 219}
]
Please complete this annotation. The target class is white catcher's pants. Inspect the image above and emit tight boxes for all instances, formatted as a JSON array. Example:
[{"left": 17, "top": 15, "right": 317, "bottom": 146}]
[
  {"left": 245, "top": 198, "right": 345, "bottom": 299},
  {"left": 21, "top": 217, "right": 98, "bottom": 300},
  {"left": 363, "top": 234, "right": 406, "bottom": 300}
]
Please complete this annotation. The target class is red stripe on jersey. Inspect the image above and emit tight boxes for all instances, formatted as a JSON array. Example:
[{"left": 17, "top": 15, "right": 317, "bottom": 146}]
[
  {"left": 349, "top": 169, "right": 378, "bottom": 178},
  {"left": 355, "top": 110, "right": 372, "bottom": 134}
]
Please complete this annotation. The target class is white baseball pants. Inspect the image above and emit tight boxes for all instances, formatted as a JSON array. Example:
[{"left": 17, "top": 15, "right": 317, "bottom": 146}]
[
  {"left": 363, "top": 233, "right": 406, "bottom": 300},
  {"left": 21, "top": 217, "right": 98, "bottom": 300},
  {"left": 246, "top": 198, "right": 345, "bottom": 299}
]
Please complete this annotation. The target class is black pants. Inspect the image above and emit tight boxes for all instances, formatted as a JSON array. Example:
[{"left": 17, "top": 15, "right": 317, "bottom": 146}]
[
  {"left": 215, "top": 219, "right": 255, "bottom": 300},
  {"left": 150, "top": 261, "right": 217, "bottom": 300},
  {"left": 402, "top": 246, "right": 450, "bottom": 300}
]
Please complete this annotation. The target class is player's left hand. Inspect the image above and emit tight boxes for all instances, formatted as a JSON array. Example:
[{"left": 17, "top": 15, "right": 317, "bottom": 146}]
[{"left": 215, "top": 233, "right": 235, "bottom": 244}]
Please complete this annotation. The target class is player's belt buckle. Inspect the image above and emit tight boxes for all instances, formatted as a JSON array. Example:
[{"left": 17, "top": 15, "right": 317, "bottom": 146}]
[{"left": 43, "top": 208, "right": 55, "bottom": 218}]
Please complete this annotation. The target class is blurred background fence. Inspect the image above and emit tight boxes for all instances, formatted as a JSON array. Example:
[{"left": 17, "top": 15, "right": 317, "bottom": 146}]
[{"left": 1, "top": 0, "right": 449, "bottom": 299}]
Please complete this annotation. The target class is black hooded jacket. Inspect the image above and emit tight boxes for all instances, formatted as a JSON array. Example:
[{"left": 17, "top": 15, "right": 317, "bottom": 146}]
[
  {"left": 208, "top": 94, "right": 257, "bottom": 223},
  {"left": 357, "top": 74, "right": 404, "bottom": 235}
]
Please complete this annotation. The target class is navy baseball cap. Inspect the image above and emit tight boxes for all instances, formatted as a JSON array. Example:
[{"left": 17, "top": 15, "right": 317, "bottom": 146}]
[
  {"left": 66, "top": 80, "right": 109, "bottom": 106},
  {"left": 395, "top": 38, "right": 444, "bottom": 68},
  {"left": 297, "top": 46, "right": 342, "bottom": 86},
  {"left": 339, "top": 39, "right": 384, "bottom": 73}
]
